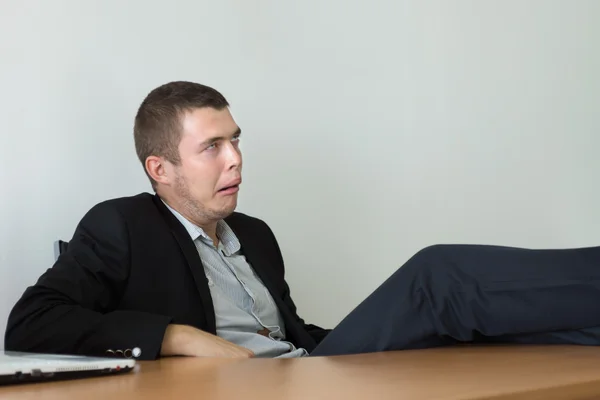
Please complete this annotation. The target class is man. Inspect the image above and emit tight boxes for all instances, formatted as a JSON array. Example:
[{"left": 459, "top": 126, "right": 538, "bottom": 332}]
[
  {"left": 5, "top": 81, "right": 329, "bottom": 360},
  {"left": 5, "top": 81, "right": 600, "bottom": 360}
]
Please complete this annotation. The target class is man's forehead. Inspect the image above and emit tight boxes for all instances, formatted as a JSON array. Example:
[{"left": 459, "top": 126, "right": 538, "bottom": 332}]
[{"left": 181, "top": 107, "right": 239, "bottom": 138}]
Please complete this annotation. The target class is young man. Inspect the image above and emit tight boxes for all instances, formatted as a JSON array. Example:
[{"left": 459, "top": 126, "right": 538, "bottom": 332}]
[{"left": 5, "top": 81, "right": 600, "bottom": 360}]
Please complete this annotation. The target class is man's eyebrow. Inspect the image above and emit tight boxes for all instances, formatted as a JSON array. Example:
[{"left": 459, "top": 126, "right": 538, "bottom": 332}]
[{"left": 200, "top": 127, "right": 242, "bottom": 147}]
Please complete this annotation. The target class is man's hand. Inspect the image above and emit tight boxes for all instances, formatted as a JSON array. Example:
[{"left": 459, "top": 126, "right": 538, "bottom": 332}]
[{"left": 160, "top": 324, "right": 255, "bottom": 358}]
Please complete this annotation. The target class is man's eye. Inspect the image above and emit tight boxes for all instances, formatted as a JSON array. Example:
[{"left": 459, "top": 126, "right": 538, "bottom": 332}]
[{"left": 206, "top": 143, "right": 217, "bottom": 150}]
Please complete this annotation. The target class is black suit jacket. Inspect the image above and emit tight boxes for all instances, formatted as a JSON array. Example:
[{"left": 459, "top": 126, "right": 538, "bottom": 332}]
[{"left": 4, "top": 193, "right": 330, "bottom": 360}]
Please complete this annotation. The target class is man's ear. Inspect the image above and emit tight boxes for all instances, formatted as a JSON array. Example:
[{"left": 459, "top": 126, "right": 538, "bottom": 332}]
[{"left": 146, "top": 155, "right": 171, "bottom": 186}]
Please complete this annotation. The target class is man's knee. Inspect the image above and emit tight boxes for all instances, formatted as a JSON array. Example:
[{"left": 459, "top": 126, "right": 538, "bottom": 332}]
[
  {"left": 388, "top": 244, "right": 470, "bottom": 290},
  {"left": 408, "top": 244, "right": 457, "bottom": 271},
  {"left": 405, "top": 244, "right": 471, "bottom": 286},
  {"left": 413, "top": 244, "right": 450, "bottom": 261}
]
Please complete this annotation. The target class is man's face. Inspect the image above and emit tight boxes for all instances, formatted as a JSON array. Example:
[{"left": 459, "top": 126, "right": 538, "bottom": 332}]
[{"left": 168, "top": 107, "right": 242, "bottom": 224}]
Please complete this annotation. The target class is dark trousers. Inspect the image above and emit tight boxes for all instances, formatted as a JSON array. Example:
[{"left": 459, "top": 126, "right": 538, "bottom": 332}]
[{"left": 310, "top": 244, "right": 600, "bottom": 356}]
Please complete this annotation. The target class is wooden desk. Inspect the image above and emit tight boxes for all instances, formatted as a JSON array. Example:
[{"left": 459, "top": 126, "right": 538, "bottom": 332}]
[{"left": 3, "top": 345, "right": 600, "bottom": 399}]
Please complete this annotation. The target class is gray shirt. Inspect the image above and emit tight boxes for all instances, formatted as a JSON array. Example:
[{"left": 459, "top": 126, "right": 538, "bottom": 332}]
[{"left": 164, "top": 202, "right": 307, "bottom": 358}]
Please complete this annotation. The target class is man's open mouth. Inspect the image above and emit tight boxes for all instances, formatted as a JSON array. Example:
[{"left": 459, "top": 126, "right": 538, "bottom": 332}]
[{"left": 219, "top": 185, "right": 238, "bottom": 192}]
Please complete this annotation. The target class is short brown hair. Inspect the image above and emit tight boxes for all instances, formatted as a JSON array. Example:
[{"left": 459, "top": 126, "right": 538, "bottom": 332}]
[{"left": 133, "top": 81, "right": 229, "bottom": 189}]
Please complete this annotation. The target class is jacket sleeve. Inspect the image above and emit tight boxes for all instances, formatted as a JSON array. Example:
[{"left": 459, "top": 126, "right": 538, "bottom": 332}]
[{"left": 4, "top": 202, "right": 172, "bottom": 360}]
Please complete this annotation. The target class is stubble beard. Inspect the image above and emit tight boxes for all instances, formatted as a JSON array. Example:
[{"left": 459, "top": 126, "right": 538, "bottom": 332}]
[{"left": 174, "top": 172, "right": 234, "bottom": 225}]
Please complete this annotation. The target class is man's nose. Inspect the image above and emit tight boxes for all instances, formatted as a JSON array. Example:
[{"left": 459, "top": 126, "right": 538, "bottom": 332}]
[{"left": 224, "top": 142, "right": 242, "bottom": 168}]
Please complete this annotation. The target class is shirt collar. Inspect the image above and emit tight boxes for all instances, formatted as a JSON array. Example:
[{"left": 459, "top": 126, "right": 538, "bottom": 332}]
[{"left": 161, "top": 199, "right": 241, "bottom": 255}]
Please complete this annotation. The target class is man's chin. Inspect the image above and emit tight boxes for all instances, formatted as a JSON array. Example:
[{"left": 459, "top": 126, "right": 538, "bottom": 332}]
[{"left": 216, "top": 202, "right": 238, "bottom": 219}]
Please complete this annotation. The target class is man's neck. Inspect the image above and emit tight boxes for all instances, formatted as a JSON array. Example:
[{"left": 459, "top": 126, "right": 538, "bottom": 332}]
[{"left": 159, "top": 195, "right": 219, "bottom": 246}]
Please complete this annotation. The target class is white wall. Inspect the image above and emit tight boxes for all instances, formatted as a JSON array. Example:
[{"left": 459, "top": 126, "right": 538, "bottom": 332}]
[{"left": 1, "top": 0, "right": 599, "bottom": 343}]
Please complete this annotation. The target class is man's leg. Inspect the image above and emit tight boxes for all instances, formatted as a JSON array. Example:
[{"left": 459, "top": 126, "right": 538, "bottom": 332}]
[{"left": 310, "top": 244, "right": 600, "bottom": 356}]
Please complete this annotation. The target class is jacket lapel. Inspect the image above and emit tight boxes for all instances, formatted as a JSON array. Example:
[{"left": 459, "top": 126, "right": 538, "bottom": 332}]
[
  {"left": 152, "top": 195, "right": 217, "bottom": 334},
  {"left": 224, "top": 215, "right": 280, "bottom": 300},
  {"left": 225, "top": 214, "right": 316, "bottom": 348}
]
